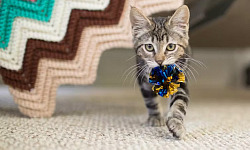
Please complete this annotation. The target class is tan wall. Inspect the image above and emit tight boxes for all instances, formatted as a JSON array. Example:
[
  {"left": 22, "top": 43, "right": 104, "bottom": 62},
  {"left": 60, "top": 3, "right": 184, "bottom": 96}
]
[
  {"left": 94, "top": 47, "right": 246, "bottom": 88},
  {"left": 190, "top": 0, "right": 250, "bottom": 48},
  {"left": 1, "top": 47, "right": 249, "bottom": 88},
  {"left": 1, "top": 0, "right": 249, "bottom": 86}
]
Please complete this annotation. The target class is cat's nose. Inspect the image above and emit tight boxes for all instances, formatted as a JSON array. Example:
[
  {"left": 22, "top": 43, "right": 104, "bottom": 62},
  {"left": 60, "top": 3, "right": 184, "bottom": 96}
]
[{"left": 156, "top": 59, "right": 164, "bottom": 66}]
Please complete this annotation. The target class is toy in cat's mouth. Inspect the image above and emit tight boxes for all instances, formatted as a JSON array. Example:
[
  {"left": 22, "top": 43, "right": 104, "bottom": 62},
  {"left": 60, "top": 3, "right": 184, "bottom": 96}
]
[{"left": 149, "top": 64, "right": 185, "bottom": 98}]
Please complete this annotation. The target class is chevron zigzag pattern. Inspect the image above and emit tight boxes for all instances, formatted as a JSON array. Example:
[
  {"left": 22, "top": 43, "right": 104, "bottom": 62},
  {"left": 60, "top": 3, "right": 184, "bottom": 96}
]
[
  {"left": 0, "top": 0, "right": 109, "bottom": 70},
  {"left": 0, "top": 0, "right": 54, "bottom": 49},
  {"left": 0, "top": 0, "right": 183, "bottom": 90},
  {"left": 4, "top": 0, "right": 183, "bottom": 117},
  {"left": 0, "top": 0, "right": 111, "bottom": 90}
]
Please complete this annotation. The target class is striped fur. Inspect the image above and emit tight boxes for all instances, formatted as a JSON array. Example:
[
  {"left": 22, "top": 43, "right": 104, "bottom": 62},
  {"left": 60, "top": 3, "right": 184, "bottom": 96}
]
[{"left": 130, "top": 5, "right": 190, "bottom": 138}]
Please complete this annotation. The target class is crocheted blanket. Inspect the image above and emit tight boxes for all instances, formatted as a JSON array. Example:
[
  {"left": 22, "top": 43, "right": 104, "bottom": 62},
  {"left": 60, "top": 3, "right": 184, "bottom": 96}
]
[
  {"left": 0, "top": 0, "right": 54, "bottom": 49},
  {"left": 0, "top": 0, "right": 184, "bottom": 117}
]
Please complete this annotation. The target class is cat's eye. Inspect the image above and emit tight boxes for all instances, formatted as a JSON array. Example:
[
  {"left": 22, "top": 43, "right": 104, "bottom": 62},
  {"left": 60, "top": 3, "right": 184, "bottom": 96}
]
[
  {"left": 145, "top": 44, "right": 154, "bottom": 52},
  {"left": 166, "top": 43, "right": 176, "bottom": 51}
]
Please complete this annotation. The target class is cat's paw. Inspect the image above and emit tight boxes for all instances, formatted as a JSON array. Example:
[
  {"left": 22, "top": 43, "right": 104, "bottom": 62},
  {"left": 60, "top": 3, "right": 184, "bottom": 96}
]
[
  {"left": 145, "top": 115, "right": 166, "bottom": 127},
  {"left": 166, "top": 118, "right": 186, "bottom": 139}
]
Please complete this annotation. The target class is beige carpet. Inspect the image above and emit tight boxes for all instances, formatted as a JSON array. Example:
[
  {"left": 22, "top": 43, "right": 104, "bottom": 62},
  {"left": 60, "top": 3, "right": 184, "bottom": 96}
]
[{"left": 0, "top": 86, "right": 250, "bottom": 150}]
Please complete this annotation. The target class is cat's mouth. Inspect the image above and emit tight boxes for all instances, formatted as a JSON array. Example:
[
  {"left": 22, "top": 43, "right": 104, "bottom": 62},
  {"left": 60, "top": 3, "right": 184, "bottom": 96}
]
[
  {"left": 147, "top": 62, "right": 176, "bottom": 68},
  {"left": 144, "top": 58, "right": 178, "bottom": 69}
]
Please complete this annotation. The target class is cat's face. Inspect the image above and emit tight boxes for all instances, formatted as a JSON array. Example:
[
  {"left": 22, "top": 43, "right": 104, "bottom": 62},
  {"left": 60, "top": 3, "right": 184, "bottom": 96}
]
[{"left": 130, "top": 6, "right": 190, "bottom": 68}]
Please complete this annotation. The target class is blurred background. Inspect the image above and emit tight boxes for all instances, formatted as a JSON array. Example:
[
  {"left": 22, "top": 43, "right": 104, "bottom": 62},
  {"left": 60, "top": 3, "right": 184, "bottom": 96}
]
[
  {"left": 0, "top": 0, "right": 249, "bottom": 102},
  {"left": 1, "top": 0, "right": 250, "bottom": 99},
  {"left": 93, "top": 0, "right": 250, "bottom": 91}
]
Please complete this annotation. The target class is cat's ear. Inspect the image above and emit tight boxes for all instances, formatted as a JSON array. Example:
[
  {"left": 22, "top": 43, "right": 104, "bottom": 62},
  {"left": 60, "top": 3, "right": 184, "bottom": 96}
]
[
  {"left": 130, "top": 6, "right": 152, "bottom": 38},
  {"left": 168, "top": 5, "right": 190, "bottom": 36}
]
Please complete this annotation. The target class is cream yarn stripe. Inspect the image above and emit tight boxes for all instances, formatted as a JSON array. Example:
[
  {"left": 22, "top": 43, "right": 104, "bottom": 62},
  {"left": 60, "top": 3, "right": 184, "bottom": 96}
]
[
  {"left": 0, "top": 0, "right": 110, "bottom": 70},
  {"left": 9, "top": 0, "right": 184, "bottom": 117}
]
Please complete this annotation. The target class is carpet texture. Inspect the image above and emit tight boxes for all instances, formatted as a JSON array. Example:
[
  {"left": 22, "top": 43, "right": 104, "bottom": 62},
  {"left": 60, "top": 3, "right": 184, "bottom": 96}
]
[{"left": 0, "top": 86, "right": 250, "bottom": 149}]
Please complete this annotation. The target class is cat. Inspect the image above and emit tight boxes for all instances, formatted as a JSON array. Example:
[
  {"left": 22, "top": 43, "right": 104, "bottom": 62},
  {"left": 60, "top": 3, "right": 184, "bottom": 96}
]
[{"left": 130, "top": 5, "right": 191, "bottom": 138}]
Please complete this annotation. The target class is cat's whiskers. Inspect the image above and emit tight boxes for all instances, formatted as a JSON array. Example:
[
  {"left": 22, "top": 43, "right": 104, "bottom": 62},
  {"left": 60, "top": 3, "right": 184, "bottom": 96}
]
[
  {"left": 164, "top": 57, "right": 175, "bottom": 65},
  {"left": 126, "top": 55, "right": 137, "bottom": 62},
  {"left": 189, "top": 60, "right": 204, "bottom": 70},
  {"left": 178, "top": 61, "right": 199, "bottom": 76},
  {"left": 134, "top": 65, "right": 148, "bottom": 91},
  {"left": 183, "top": 53, "right": 207, "bottom": 69},
  {"left": 122, "top": 64, "right": 141, "bottom": 85},
  {"left": 130, "top": 64, "right": 148, "bottom": 84},
  {"left": 175, "top": 63, "right": 191, "bottom": 81},
  {"left": 178, "top": 62, "right": 195, "bottom": 81},
  {"left": 122, "top": 64, "right": 139, "bottom": 79},
  {"left": 175, "top": 63, "right": 188, "bottom": 80},
  {"left": 146, "top": 60, "right": 158, "bottom": 68},
  {"left": 177, "top": 62, "right": 197, "bottom": 82},
  {"left": 184, "top": 57, "right": 206, "bottom": 70}
]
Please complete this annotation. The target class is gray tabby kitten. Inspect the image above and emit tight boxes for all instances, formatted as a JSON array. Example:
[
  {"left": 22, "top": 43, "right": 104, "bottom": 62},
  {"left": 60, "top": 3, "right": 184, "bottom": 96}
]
[{"left": 130, "top": 5, "right": 191, "bottom": 138}]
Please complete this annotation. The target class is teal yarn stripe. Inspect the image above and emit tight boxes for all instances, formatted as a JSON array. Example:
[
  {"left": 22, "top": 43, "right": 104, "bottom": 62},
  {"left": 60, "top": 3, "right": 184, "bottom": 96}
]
[{"left": 0, "top": 0, "right": 55, "bottom": 49}]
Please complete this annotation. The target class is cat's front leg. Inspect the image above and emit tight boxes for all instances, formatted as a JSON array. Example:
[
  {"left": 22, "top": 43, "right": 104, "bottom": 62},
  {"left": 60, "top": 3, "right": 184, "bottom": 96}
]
[
  {"left": 140, "top": 81, "right": 165, "bottom": 127},
  {"left": 166, "top": 83, "right": 189, "bottom": 138}
]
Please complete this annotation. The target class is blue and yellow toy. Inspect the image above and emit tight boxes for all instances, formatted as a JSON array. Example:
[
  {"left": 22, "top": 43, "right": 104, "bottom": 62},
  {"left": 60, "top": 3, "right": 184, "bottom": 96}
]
[{"left": 149, "top": 64, "right": 185, "bottom": 98}]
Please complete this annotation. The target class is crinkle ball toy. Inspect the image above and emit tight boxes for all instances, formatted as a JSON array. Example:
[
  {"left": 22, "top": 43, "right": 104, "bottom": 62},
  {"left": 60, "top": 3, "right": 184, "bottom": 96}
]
[{"left": 149, "top": 64, "right": 185, "bottom": 98}]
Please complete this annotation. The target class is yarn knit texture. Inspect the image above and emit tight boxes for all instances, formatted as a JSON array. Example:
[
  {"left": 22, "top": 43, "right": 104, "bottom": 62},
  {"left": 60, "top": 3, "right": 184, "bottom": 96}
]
[
  {"left": 0, "top": 0, "right": 109, "bottom": 70},
  {"left": 0, "top": 0, "right": 184, "bottom": 117},
  {"left": 0, "top": 0, "right": 54, "bottom": 49},
  {"left": 0, "top": 87, "right": 250, "bottom": 149}
]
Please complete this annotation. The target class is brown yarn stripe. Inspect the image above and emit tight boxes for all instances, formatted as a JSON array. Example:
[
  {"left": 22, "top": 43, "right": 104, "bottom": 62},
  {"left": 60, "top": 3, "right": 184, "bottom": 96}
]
[{"left": 0, "top": 0, "right": 125, "bottom": 90}]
